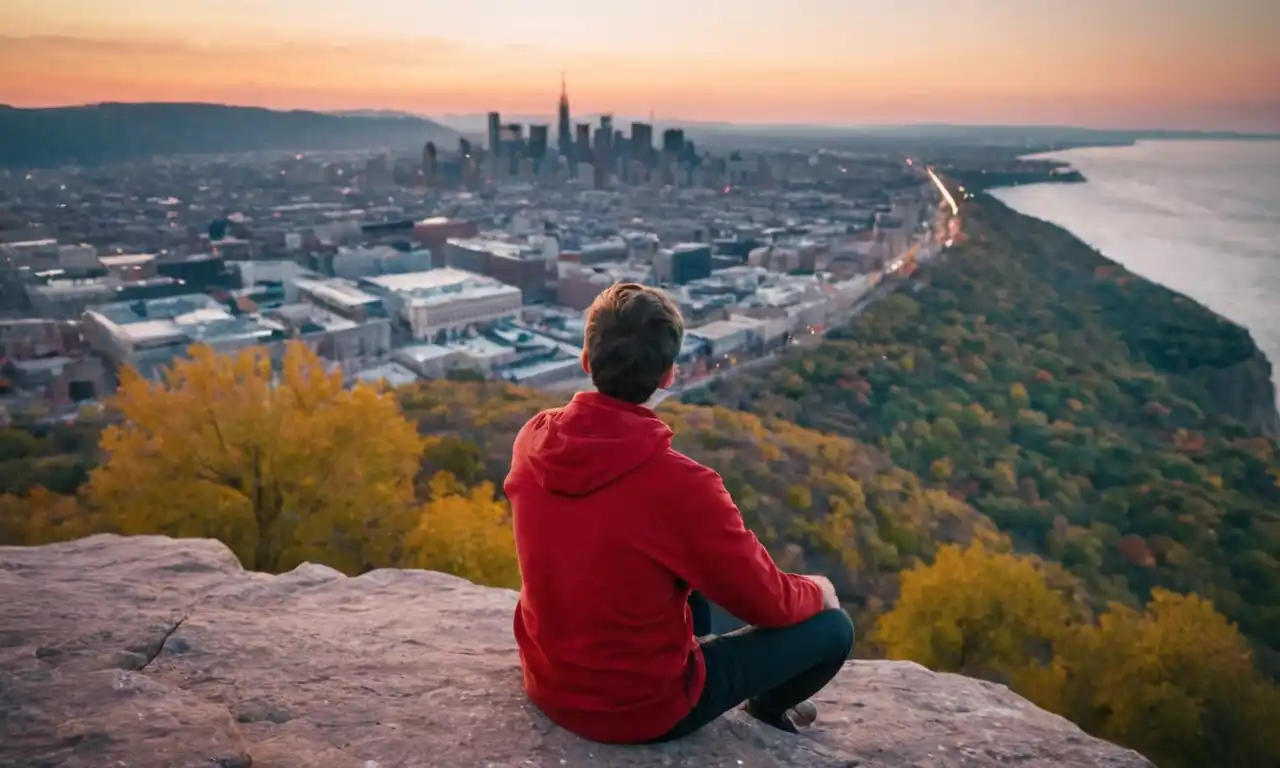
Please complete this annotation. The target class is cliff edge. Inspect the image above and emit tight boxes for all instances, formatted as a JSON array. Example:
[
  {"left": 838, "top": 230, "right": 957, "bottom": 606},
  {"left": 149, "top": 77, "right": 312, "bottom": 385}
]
[{"left": 0, "top": 535, "right": 1152, "bottom": 768}]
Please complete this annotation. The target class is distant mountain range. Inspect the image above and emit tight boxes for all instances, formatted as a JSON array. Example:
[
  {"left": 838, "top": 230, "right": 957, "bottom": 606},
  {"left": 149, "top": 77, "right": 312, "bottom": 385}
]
[
  {"left": 2, "top": 102, "right": 1274, "bottom": 169},
  {"left": 0, "top": 103, "right": 458, "bottom": 168}
]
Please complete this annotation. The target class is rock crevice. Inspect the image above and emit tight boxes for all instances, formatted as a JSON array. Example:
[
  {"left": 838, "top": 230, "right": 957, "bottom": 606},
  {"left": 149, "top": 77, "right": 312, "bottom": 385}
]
[{"left": 0, "top": 535, "right": 1153, "bottom": 767}]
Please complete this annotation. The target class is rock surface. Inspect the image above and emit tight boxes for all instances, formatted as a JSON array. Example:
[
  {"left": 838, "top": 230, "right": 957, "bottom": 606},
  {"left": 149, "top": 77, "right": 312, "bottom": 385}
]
[{"left": 0, "top": 535, "right": 1154, "bottom": 768}]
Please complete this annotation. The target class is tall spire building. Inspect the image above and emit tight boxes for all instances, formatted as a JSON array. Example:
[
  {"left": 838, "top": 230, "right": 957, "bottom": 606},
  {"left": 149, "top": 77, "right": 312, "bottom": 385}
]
[{"left": 557, "top": 72, "right": 573, "bottom": 159}]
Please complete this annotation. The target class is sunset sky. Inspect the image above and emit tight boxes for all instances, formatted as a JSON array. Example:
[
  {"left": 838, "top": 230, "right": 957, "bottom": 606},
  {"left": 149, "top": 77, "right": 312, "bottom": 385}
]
[{"left": 2, "top": 0, "right": 1278, "bottom": 131}]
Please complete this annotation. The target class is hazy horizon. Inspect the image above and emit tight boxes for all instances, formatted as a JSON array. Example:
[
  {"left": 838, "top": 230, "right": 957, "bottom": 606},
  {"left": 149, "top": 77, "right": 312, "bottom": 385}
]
[{"left": 2, "top": 0, "right": 1278, "bottom": 133}]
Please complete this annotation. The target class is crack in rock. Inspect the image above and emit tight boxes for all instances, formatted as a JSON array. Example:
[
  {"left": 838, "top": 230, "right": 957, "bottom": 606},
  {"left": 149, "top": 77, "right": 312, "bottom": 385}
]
[{"left": 136, "top": 615, "right": 187, "bottom": 672}]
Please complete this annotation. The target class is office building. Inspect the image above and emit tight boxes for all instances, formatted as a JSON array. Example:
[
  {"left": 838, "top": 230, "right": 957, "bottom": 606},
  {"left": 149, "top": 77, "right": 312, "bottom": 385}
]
[
  {"left": 445, "top": 238, "right": 556, "bottom": 303},
  {"left": 669, "top": 243, "right": 713, "bottom": 285},
  {"left": 575, "top": 123, "right": 591, "bottom": 164},
  {"left": 358, "top": 268, "right": 523, "bottom": 342},
  {"left": 82, "top": 294, "right": 284, "bottom": 375},
  {"left": 630, "top": 122, "right": 653, "bottom": 168},
  {"left": 421, "top": 141, "right": 438, "bottom": 187},
  {"left": 413, "top": 217, "right": 480, "bottom": 251},
  {"left": 662, "top": 128, "right": 685, "bottom": 155},
  {"left": 528, "top": 125, "right": 549, "bottom": 162},
  {"left": 487, "top": 112, "right": 502, "bottom": 158}
]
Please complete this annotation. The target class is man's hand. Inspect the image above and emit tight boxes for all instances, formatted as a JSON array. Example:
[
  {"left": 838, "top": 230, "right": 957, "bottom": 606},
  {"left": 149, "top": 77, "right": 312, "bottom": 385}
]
[{"left": 803, "top": 574, "right": 841, "bottom": 610}]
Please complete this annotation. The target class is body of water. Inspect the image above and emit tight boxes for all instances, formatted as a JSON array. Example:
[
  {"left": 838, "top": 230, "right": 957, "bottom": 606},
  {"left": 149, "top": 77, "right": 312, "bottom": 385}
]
[{"left": 991, "top": 140, "right": 1280, "bottom": 410}]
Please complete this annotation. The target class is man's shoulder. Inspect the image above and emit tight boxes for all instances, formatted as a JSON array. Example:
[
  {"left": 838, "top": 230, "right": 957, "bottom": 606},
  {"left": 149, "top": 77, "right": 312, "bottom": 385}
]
[
  {"left": 514, "top": 405, "right": 564, "bottom": 439},
  {"left": 642, "top": 446, "right": 722, "bottom": 488}
]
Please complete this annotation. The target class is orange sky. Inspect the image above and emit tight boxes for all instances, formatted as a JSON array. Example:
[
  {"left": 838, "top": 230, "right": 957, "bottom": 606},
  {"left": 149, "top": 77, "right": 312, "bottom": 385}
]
[{"left": 2, "top": 0, "right": 1278, "bottom": 130}]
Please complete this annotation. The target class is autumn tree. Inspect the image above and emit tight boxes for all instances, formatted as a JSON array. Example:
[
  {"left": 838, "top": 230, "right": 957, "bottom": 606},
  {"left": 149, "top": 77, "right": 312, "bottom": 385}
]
[
  {"left": 86, "top": 342, "right": 424, "bottom": 574},
  {"left": 0, "top": 487, "right": 90, "bottom": 546},
  {"left": 404, "top": 471, "right": 520, "bottom": 589},
  {"left": 875, "top": 543, "right": 1079, "bottom": 698},
  {"left": 1057, "top": 590, "right": 1280, "bottom": 768}
]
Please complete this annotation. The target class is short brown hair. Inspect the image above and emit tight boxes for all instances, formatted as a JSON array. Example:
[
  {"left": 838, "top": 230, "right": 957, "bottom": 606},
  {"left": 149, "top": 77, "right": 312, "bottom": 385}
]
[{"left": 583, "top": 283, "right": 684, "bottom": 404}]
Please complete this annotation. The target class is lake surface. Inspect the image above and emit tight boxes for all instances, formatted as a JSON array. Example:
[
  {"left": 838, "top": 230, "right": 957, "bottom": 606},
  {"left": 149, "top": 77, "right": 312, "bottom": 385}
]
[{"left": 991, "top": 140, "right": 1280, "bottom": 410}]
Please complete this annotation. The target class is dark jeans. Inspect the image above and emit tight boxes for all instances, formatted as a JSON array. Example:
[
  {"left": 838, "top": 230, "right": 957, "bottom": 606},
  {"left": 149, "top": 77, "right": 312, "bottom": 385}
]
[{"left": 651, "top": 591, "right": 855, "bottom": 742}]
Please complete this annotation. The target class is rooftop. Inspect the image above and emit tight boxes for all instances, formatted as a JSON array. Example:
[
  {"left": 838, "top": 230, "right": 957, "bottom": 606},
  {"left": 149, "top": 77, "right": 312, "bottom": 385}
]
[
  {"left": 99, "top": 253, "right": 157, "bottom": 268},
  {"left": 446, "top": 336, "right": 513, "bottom": 361},
  {"left": 501, "top": 357, "right": 580, "bottom": 382},
  {"left": 395, "top": 343, "right": 457, "bottom": 364},
  {"left": 688, "top": 316, "right": 763, "bottom": 342},
  {"left": 447, "top": 238, "right": 537, "bottom": 261},
  {"left": 360, "top": 269, "right": 521, "bottom": 308},
  {"left": 361, "top": 268, "right": 479, "bottom": 294},
  {"left": 86, "top": 294, "right": 282, "bottom": 350},
  {"left": 354, "top": 363, "right": 419, "bottom": 388},
  {"left": 295, "top": 278, "right": 382, "bottom": 309}
]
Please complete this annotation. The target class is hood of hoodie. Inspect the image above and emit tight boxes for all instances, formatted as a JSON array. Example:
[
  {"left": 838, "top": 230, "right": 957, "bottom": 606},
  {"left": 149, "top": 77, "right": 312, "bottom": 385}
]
[{"left": 518, "top": 391, "right": 673, "bottom": 497}]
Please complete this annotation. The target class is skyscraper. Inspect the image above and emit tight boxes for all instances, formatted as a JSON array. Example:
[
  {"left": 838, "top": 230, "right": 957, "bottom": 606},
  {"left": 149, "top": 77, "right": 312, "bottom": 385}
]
[
  {"left": 421, "top": 141, "right": 438, "bottom": 187},
  {"left": 630, "top": 122, "right": 653, "bottom": 168},
  {"left": 598, "top": 115, "right": 614, "bottom": 175},
  {"left": 529, "top": 125, "right": 549, "bottom": 162},
  {"left": 575, "top": 123, "right": 591, "bottom": 164},
  {"left": 661, "top": 128, "right": 685, "bottom": 155},
  {"left": 557, "top": 72, "right": 573, "bottom": 159},
  {"left": 487, "top": 112, "right": 502, "bottom": 158},
  {"left": 592, "top": 127, "right": 609, "bottom": 189},
  {"left": 458, "top": 138, "right": 477, "bottom": 188}
]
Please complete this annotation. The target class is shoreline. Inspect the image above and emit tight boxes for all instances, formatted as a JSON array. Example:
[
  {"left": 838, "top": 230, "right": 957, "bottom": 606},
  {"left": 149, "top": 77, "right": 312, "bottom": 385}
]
[
  {"left": 977, "top": 189, "right": 1280, "bottom": 434},
  {"left": 979, "top": 141, "right": 1280, "bottom": 422}
]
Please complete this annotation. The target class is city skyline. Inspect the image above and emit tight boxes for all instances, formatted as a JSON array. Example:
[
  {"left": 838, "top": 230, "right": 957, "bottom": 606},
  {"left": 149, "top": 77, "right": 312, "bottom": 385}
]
[{"left": 2, "top": 0, "right": 1279, "bottom": 132}]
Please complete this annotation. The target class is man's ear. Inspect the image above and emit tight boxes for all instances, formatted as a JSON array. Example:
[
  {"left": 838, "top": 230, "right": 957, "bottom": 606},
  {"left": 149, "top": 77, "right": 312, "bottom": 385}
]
[
  {"left": 659, "top": 364, "right": 676, "bottom": 390},
  {"left": 580, "top": 350, "right": 590, "bottom": 375}
]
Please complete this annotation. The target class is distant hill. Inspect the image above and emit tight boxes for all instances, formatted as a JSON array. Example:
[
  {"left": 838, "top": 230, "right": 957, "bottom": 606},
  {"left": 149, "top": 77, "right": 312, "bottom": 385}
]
[{"left": 0, "top": 103, "right": 458, "bottom": 168}]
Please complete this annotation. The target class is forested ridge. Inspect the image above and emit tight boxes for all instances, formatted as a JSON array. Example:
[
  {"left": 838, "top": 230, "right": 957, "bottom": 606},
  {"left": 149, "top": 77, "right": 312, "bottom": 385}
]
[
  {"left": 2, "top": 196, "right": 1279, "bottom": 765},
  {"left": 0, "top": 103, "right": 456, "bottom": 168},
  {"left": 699, "top": 195, "right": 1280, "bottom": 671}
]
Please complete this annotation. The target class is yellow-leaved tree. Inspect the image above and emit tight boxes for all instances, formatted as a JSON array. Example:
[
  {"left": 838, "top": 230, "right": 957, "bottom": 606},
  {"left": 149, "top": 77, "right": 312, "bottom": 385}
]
[
  {"left": 1057, "top": 590, "right": 1280, "bottom": 768},
  {"left": 404, "top": 470, "right": 520, "bottom": 589},
  {"left": 0, "top": 487, "right": 88, "bottom": 546},
  {"left": 874, "top": 543, "right": 1078, "bottom": 700},
  {"left": 86, "top": 342, "right": 424, "bottom": 574}
]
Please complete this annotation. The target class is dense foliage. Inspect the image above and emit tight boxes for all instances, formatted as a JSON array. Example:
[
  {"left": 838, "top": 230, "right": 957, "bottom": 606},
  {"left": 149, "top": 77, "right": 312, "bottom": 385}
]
[
  {"left": 879, "top": 544, "right": 1280, "bottom": 768},
  {"left": 0, "top": 417, "right": 99, "bottom": 496}
]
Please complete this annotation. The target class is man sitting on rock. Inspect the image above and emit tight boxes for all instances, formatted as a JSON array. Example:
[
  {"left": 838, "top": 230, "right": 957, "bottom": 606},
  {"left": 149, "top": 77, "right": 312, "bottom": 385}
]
[{"left": 506, "top": 282, "right": 855, "bottom": 745}]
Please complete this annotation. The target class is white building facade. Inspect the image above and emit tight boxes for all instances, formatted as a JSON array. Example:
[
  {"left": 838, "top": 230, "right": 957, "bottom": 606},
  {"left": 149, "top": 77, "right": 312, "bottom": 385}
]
[{"left": 359, "top": 268, "right": 522, "bottom": 342}]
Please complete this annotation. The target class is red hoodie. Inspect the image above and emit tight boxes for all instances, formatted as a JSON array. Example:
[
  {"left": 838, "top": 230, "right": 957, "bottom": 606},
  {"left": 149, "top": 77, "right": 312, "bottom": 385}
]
[{"left": 505, "top": 391, "right": 824, "bottom": 744}]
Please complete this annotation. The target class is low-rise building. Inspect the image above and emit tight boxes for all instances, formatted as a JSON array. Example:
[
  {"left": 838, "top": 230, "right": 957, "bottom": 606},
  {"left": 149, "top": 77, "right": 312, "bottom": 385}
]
[
  {"left": 0, "top": 318, "right": 78, "bottom": 359},
  {"left": 295, "top": 277, "right": 387, "bottom": 322},
  {"left": 359, "top": 268, "right": 522, "bottom": 342},
  {"left": 445, "top": 237, "right": 555, "bottom": 303},
  {"left": 687, "top": 315, "right": 763, "bottom": 357},
  {"left": 2, "top": 355, "right": 107, "bottom": 406},
  {"left": 263, "top": 303, "right": 392, "bottom": 364},
  {"left": 393, "top": 343, "right": 466, "bottom": 379},
  {"left": 83, "top": 294, "right": 284, "bottom": 376},
  {"left": 352, "top": 362, "right": 420, "bottom": 388},
  {"left": 498, "top": 356, "right": 582, "bottom": 387}
]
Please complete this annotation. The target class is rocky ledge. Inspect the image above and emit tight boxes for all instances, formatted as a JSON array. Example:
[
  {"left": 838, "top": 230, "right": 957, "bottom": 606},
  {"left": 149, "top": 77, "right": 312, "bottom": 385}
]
[{"left": 0, "top": 535, "right": 1152, "bottom": 768}]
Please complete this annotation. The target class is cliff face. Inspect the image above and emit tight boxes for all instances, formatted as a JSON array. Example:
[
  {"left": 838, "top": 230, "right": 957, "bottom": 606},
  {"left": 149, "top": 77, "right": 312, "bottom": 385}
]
[
  {"left": 0, "top": 535, "right": 1153, "bottom": 768},
  {"left": 1190, "top": 349, "right": 1280, "bottom": 438}
]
